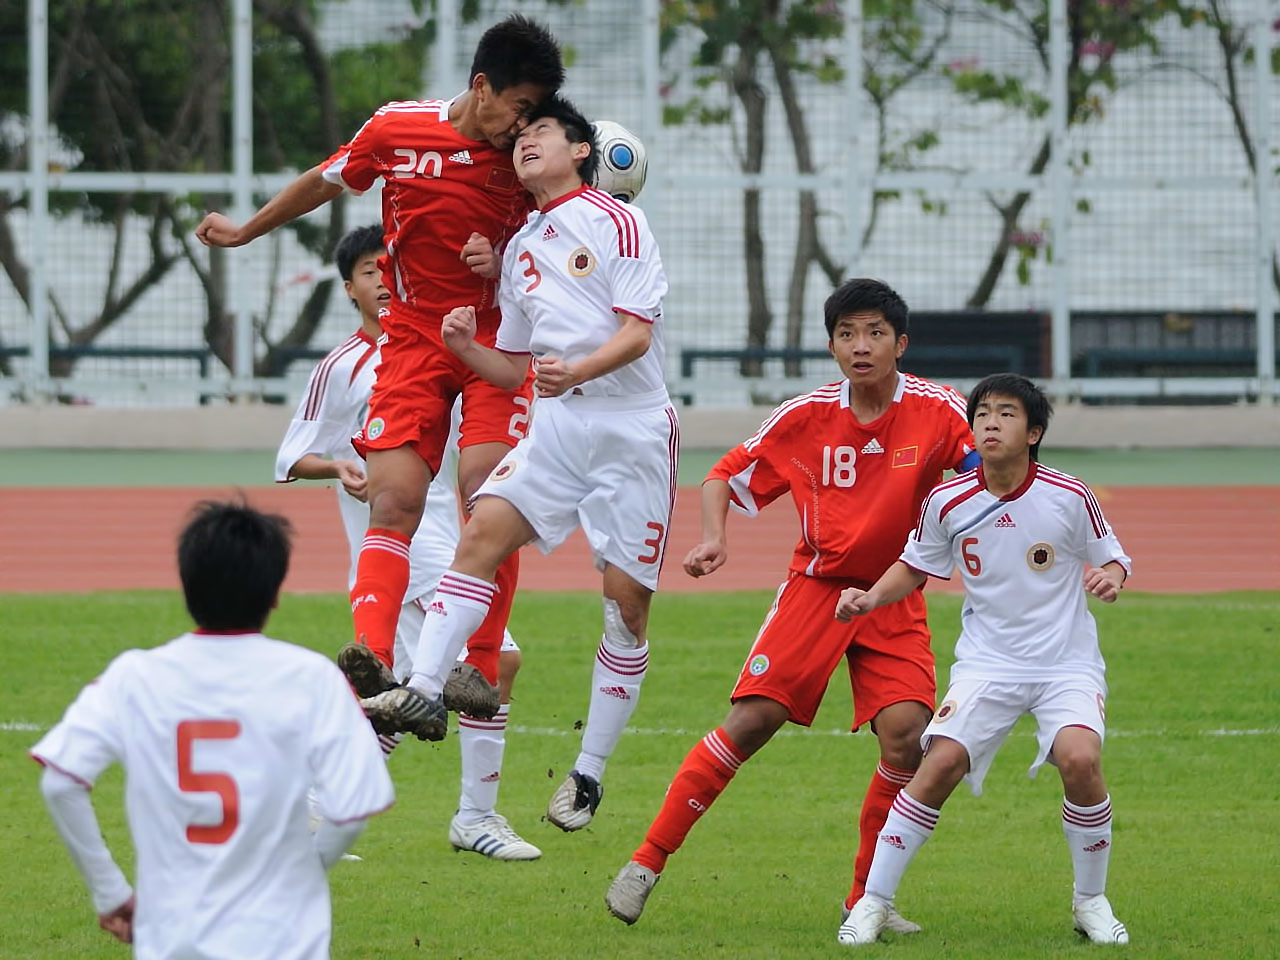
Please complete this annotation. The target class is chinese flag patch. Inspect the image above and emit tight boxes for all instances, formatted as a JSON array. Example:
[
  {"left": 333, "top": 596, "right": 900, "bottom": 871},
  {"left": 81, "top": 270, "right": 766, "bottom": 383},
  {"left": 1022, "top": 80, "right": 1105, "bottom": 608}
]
[{"left": 891, "top": 445, "right": 918, "bottom": 468}]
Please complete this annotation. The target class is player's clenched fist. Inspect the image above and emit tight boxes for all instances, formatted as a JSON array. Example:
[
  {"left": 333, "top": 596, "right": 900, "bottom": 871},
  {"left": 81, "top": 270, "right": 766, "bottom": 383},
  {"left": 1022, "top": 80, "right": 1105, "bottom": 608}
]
[
  {"left": 1083, "top": 565, "right": 1124, "bottom": 603},
  {"left": 459, "top": 232, "right": 500, "bottom": 278},
  {"left": 835, "top": 587, "right": 875, "bottom": 621},
  {"left": 683, "top": 539, "right": 727, "bottom": 578},
  {"left": 442, "top": 306, "right": 478, "bottom": 354},
  {"left": 194, "top": 212, "right": 244, "bottom": 248}
]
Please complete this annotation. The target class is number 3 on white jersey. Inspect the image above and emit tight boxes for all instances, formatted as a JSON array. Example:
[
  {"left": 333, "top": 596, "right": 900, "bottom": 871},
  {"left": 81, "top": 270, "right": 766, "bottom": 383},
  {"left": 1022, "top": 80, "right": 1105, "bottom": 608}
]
[{"left": 821, "top": 445, "right": 857, "bottom": 487}]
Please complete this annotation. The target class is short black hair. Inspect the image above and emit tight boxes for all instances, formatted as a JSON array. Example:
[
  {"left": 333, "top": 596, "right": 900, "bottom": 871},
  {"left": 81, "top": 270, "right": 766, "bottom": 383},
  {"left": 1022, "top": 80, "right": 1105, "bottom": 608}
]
[
  {"left": 823, "top": 278, "right": 909, "bottom": 339},
  {"left": 470, "top": 15, "right": 564, "bottom": 95},
  {"left": 525, "top": 95, "right": 599, "bottom": 186},
  {"left": 178, "top": 499, "right": 292, "bottom": 633},
  {"left": 333, "top": 224, "right": 383, "bottom": 283},
  {"left": 967, "top": 373, "right": 1054, "bottom": 461}
]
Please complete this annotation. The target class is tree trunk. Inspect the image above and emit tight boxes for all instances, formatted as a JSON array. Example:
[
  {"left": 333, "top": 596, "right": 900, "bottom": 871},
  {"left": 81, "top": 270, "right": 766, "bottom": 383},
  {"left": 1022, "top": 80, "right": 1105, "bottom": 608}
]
[{"left": 733, "top": 23, "right": 770, "bottom": 378}]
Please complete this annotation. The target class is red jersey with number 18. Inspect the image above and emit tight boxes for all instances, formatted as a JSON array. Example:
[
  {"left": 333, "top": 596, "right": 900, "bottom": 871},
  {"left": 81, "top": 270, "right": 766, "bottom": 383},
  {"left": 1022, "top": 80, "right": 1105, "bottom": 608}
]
[
  {"left": 709, "top": 373, "right": 974, "bottom": 584},
  {"left": 321, "top": 99, "right": 532, "bottom": 329}
]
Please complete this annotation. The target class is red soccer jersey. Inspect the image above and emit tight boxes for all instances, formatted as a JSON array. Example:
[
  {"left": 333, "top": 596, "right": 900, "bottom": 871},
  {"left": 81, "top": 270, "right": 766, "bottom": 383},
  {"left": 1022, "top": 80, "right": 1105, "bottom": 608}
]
[
  {"left": 709, "top": 373, "right": 975, "bottom": 583},
  {"left": 321, "top": 99, "right": 533, "bottom": 328}
]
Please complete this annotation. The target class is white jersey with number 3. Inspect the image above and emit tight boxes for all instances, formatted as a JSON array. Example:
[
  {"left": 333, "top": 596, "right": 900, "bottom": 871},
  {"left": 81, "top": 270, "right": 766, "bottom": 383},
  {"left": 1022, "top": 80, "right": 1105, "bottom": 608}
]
[
  {"left": 902, "top": 463, "right": 1131, "bottom": 688},
  {"left": 496, "top": 184, "right": 668, "bottom": 399},
  {"left": 31, "top": 633, "right": 394, "bottom": 960}
]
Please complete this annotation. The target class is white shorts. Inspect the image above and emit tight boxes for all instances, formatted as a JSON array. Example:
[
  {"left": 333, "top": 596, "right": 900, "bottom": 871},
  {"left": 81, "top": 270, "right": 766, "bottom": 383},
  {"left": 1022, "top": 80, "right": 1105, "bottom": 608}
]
[
  {"left": 472, "top": 390, "right": 679, "bottom": 591},
  {"left": 394, "top": 596, "right": 519, "bottom": 682},
  {"left": 921, "top": 678, "right": 1107, "bottom": 797}
]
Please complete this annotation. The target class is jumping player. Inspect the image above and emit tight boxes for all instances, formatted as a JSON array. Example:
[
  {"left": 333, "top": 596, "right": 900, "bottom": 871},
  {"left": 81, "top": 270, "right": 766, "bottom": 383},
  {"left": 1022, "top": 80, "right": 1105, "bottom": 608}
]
[
  {"left": 197, "top": 15, "right": 565, "bottom": 725},
  {"left": 362, "top": 97, "right": 678, "bottom": 833},
  {"left": 275, "top": 225, "right": 539, "bottom": 860},
  {"left": 32, "top": 500, "right": 393, "bottom": 959},
  {"left": 604, "top": 278, "right": 978, "bottom": 929},
  {"left": 836, "top": 373, "right": 1130, "bottom": 947}
]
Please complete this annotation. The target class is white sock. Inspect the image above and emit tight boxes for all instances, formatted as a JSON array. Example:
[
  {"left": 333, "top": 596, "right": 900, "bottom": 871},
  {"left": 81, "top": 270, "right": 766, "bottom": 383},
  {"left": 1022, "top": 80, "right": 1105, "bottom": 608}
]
[
  {"left": 575, "top": 636, "right": 648, "bottom": 781},
  {"left": 1062, "top": 795, "right": 1113, "bottom": 901},
  {"left": 864, "top": 791, "right": 940, "bottom": 903},
  {"left": 456, "top": 703, "right": 508, "bottom": 824},
  {"left": 408, "top": 572, "right": 494, "bottom": 697}
]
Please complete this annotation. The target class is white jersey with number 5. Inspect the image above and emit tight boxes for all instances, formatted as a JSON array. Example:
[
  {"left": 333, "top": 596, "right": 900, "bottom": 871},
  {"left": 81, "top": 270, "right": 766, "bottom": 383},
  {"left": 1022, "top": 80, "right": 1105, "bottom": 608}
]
[
  {"left": 902, "top": 463, "right": 1131, "bottom": 688},
  {"left": 496, "top": 184, "right": 668, "bottom": 400},
  {"left": 31, "top": 633, "right": 394, "bottom": 960}
]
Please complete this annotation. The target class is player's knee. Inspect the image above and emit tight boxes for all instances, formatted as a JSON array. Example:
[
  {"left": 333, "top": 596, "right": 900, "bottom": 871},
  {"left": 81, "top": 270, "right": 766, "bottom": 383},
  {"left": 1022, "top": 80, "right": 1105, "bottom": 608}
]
[
  {"left": 497, "top": 650, "right": 521, "bottom": 686},
  {"left": 368, "top": 487, "right": 425, "bottom": 530},
  {"left": 1055, "top": 743, "right": 1102, "bottom": 789},
  {"left": 602, "top": 596, "right": 647, "bottom": 649}
]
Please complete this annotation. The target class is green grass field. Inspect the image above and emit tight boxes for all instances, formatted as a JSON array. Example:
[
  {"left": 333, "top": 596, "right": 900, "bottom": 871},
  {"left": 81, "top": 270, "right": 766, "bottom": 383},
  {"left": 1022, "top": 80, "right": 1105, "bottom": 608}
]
[{"left": 3, "top": 590, "right": 1277, "bottom": 959}]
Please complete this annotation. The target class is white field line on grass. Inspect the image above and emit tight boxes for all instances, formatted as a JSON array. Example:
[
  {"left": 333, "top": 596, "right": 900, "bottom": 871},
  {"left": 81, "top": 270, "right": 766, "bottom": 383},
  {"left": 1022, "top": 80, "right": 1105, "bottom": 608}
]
[{"left": 5, "top": 721, "right": 1278, "bottom": 738}]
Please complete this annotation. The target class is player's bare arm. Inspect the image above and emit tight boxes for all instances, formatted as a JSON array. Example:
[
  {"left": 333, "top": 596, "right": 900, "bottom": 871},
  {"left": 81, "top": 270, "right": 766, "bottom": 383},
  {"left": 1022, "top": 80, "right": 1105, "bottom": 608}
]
[
  {"left": 443, "top": 305, "right": 531, "bottom": 389},
  {"left": 460, "top": 232, "right": 501, "bottom": 279},
  {"left": 683, "top": 479, "right": 731, "bottom": 578},
  {"left": 196, "top": 166, "right": 342, "bottom": 248},
  {"left": 1084, "top": 561, "right": 1126, "bottom": 603},
  {"left": 836, "top": 561, "right": 927, "bottom": 620},
  {"left": 535, "top": 312, "right": 652, "bottom": 398},
  {"left": 288, "top": 454, "right": 368, "bottom": 502}
]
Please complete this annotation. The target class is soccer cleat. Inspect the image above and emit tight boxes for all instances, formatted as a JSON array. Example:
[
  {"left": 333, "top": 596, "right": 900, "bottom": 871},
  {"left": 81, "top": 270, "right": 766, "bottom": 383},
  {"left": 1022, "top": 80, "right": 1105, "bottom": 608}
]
[
  {"left": 448, "top": 813, "right": 542, "bottom": 861},
  {"left": 337, "top": 641, "right": 398, "bottom": 698},
  {"left": 837, "top": 896, "right": 889, "bottom": 946},
  {"left": 546, "top": 770, "right": 603, "bottom": 831},
  {"left": 360, "top": 686, "right": 447, "bottom": 741},
  {"left": 605, "top": 861, "right": 659, "bottom": 925},
  {"left": 841, "top": 900, "right": 922, "bottom": 935},
  {"left": 1073, "top": 894, "right": 1129, "bottom": 944},
  {"left": 442, "top": 662, "right": 500, "bottom": 719}
]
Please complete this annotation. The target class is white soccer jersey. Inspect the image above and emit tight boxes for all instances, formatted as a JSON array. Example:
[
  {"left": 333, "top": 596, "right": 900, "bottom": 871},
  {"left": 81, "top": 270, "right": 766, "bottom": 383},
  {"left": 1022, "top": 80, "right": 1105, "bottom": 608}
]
[
  {"left": 902, "top": 463, "right": 1131, "bottom": 687},
  {"left": 275, "top": 330, "right": 462, "bottom": 598},
  {"left": 31, "top": 633, "right": 394, "bottom": 960},
  {"left": 496, "top": 184, "right": 668, "bottom": 399}
]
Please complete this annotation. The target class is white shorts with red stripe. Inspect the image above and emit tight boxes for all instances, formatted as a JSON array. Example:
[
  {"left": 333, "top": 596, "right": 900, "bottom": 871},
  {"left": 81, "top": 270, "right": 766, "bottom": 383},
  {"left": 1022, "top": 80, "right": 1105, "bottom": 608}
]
[
  {"left": 472, "top": 389, "right": 679, "bottom": 591},
  {"left": 922, "top": 677, "right": 1107, "bottom": 797}
]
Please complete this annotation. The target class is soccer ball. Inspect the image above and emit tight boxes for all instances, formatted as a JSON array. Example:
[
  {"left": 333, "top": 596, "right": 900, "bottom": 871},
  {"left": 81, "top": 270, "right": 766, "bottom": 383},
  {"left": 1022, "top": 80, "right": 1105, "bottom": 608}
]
[{"left": 591, "top": 120, "right": 648, "bottom": 203}]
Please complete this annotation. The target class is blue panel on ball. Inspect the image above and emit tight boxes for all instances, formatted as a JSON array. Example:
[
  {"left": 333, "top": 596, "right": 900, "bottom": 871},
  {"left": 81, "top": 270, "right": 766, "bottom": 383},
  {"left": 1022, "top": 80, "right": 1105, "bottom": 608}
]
[{"left": 609, "top": 144, "right": 635, "bottom": 169}]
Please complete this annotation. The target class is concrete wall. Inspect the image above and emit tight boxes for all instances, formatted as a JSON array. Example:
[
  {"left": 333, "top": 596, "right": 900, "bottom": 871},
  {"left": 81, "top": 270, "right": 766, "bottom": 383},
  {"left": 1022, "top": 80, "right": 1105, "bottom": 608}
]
[{"left": 1, "top": 403, "right": 1276, "bottom": 449}]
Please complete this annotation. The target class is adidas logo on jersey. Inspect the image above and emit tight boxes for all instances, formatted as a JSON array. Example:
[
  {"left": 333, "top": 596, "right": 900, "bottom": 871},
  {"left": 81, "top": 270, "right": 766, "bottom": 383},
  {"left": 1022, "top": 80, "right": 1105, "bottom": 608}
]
[
  {"left": 542, "top": 223, "right": 558, "bottom": 241},
  {"left": 860, "top": 438, "right": 884, "bottom": 455},
  {"left": 994, "top": 512, "right": 1017, "bottom": 528},
  {"left": 448, "top": 149, "right": 473, "bottom": 164},
  {"left": 599, "top": 685, "right": 631, "bottom": 701}
]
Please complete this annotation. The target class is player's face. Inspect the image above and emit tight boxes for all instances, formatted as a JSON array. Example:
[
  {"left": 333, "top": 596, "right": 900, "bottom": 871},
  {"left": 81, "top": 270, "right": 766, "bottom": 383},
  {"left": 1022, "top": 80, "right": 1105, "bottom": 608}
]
[
  {"left": 514, "top": 117, "right": 588, "bottom": 187},
  {"left": 828, "top": 312, "right": 906, "bottom": 385},
  {"left": 971, "top": 394, "right": 1042, "bottom": 462},
  {"left": 345, "top": 251, "right": 389, "bottom": 326},
  {"left": 475, "top": 78, "right": 547, "bottom": 150}
]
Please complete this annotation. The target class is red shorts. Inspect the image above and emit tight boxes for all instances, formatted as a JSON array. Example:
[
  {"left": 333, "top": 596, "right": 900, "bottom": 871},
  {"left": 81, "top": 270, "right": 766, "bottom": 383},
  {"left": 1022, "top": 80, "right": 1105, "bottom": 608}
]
[
  {"left": 730, "top": 573, "right": 936, "bottom": 730},
  {"left": 352, "top": 301, "right": 533, "bottom": 475}
]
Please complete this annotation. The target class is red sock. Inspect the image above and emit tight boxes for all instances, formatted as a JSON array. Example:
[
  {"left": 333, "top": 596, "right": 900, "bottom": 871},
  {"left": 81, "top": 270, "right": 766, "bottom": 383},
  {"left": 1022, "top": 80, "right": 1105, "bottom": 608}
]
[
  {"left": 633, "top": 728, "right": 745, "bottom": 874},
  {"left": 846, "top": 760, "right": 915, "bottom": 908},
  {"left": 349, "top": 528, "right": 411, "bottom": 668},
  {"left": 462, "top": 551, "right": 519, "bottom": 686}
]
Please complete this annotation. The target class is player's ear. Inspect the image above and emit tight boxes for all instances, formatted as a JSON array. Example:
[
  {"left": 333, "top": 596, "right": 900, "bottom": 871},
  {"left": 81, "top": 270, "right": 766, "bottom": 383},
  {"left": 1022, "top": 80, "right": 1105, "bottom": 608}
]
[
  {"left": 1027, "top": 425, "right": 1044, "bottom": 447},
  {"left": 896, "top": 334, "right": 908, "bottom": 359},
  {"left": 471, "top": 72, "right": 490, "bottom": 97}
]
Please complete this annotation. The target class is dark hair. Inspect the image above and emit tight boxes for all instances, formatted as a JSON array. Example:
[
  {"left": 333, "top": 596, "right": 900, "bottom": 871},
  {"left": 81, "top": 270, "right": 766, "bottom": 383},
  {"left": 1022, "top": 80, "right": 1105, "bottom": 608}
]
[
  {"left": 823, "top": 278, "right": 909, "bottom": 339},
  {"left": 333, "top": 224, "right": 384, "bottom": 283},
  {"left": 470, "top": 15, "right": 564, "bottom": 95},
  {"left": 525, "top": 95, "right": 599, "bottom": 186},
  {"left": 178, "top": 499, "right": 292, "bottom": 632},
  {"left": 967, "top": 373, "right": 1054, "bottom": 461}
]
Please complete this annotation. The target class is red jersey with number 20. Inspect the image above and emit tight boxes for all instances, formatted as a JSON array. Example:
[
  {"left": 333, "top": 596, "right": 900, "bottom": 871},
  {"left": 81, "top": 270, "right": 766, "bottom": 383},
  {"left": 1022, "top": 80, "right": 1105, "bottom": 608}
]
[
  {"left": 321, "top": 99, "right": 532, "bottom": 327},
  {"left": 710, "top": 373, "right": 974, "bottom": 583}
]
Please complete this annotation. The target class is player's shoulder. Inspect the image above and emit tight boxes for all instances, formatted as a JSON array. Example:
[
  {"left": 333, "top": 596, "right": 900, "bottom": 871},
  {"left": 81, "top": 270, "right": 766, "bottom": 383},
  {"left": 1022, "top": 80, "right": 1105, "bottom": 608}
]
[
  {"left": 1032, "top": 462, "right": 1099, "bottom": 501},
  {"left": 922, "top": 467, "right": 984, "bottom": 518},
  {"left": 372, "top": 99, "right": 451, "bottom": 123},
  {"left": 566, "top": 187, "right": 651, "bottom": 251},
  {"left": 743, "top": 382, "right": 846, "bottom": 449},
  {"left": 898, "top": 373, "right": 968, "bottom": 417}
]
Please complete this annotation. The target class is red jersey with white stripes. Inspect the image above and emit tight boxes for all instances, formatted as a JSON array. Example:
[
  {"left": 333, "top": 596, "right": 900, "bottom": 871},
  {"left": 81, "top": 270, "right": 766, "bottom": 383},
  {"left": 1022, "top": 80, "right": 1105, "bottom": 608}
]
[
  {"left": 710, "top": 373, "right": 974, "bottom": 582},
  {"left": 321, "top": 100, "right": 533, "bottom": 329},
  {"left": 903, "top": 462, "right": 1131, "bottom": 685},
  {"left": 497, "top": 184, "right": 668, "bottom": 398}
]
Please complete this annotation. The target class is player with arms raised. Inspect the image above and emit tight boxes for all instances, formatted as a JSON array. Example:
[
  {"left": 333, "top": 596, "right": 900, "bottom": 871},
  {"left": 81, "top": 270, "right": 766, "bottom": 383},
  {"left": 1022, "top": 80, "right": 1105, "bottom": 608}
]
[
  {"left": 364, "top": 96, "right": 678, "bottom": 832},
  {"left": 605, "top": 278, "right": 978, "bottom": 929},
  {"left": 32, "top": 501, "right": 393, "bottom": 959},
  {"left": 197, "top": 16, "right": 565, "bottom": 731},
  {"left": 837, "top": 373, "right": 1130, "bottom": 947}
]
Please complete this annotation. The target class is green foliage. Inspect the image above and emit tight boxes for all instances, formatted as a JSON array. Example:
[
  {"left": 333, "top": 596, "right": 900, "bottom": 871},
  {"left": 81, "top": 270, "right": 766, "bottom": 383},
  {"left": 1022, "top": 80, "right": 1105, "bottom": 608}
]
[{"left": 1, "top": 589, "right": 1277, "bottom": 959}]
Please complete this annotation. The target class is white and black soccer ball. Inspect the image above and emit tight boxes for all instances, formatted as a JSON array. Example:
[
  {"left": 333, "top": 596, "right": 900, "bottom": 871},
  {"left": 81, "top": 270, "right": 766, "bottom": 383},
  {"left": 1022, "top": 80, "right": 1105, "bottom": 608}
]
[{"left": 591, "top": 120, "right": 648, "bottom": 203}]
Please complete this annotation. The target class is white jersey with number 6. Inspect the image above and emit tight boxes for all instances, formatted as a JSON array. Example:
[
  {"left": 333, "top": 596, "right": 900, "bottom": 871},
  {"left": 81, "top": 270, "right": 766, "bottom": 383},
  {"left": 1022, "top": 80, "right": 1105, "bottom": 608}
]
[
  {"left": 902, "top": 463, "right": 1131, "bottom": 688},
  {"left": 31, "top": 633, "right": 393, "bottom": 960}
]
